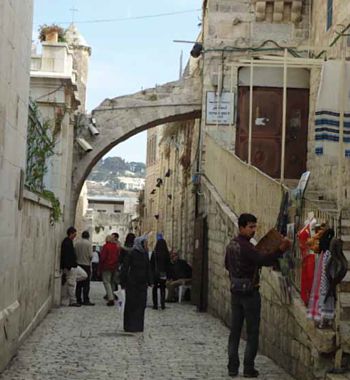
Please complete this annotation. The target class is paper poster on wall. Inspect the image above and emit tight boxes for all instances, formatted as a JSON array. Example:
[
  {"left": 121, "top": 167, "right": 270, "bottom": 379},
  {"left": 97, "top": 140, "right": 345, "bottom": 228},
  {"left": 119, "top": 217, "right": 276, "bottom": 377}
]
[{"left": 206, "top": 92, "right": 235, "bottom": 125}]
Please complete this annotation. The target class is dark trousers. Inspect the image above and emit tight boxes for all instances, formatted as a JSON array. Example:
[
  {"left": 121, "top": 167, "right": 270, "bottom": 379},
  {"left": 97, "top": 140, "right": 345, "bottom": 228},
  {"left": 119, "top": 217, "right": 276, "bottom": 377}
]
[
  {"left": 228, "top": 290, "right": 261, "bottom": 372},
  {"left": 76, "top": 265, "right": 91, "bottom": 303},
  {"left": 152, "top": 278, "right": 166, "bottom": 308},
  {"left": 91, "top": 263, "right": 99, "bottom": 281}
]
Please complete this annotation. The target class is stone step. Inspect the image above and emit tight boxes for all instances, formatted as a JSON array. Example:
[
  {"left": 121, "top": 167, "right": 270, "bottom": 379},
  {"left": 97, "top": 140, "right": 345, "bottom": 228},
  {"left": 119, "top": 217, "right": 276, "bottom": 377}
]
[
  {"left": 339, "top": 293, "right": 350, "bottom": 321},
  {"left": 341, "top": 226, "right": 350, "bottom": 237},
  {"left": 344, "top": 250, "right": 350, "bottom": 262},
  {"left": 340, "top": 293, "right": 350, "bottom": 306},
  {"left": 342, "top": 220, "right": 350, "bottom": 228},
  {"left": 343, "top": 236, "right": 350, "bottom": 250},
  {"left": 326, "top": 373, "right": 350, "bottom": 380},
  {"left": 340, "top": 270, "right": 350, "bottom": 292}
]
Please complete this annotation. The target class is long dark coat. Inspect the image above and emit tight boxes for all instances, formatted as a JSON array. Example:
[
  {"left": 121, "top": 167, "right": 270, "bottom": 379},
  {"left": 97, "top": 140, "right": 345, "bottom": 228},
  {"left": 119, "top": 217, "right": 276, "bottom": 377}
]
[{"left": 121, "top": 248, "right": 151, "bottom": 332}]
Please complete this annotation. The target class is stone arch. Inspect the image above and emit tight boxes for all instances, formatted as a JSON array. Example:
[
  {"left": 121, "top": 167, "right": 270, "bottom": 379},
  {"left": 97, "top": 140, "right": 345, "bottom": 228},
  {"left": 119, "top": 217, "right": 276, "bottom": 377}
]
[{"left": 71, "top": 76, "right": 202, "bottom": 214}]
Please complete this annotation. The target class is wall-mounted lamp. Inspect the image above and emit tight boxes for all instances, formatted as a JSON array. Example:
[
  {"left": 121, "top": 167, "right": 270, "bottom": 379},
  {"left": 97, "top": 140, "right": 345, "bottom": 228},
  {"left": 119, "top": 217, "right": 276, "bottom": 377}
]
[
  {"left": 165, "top": 169, "right": 171, "bottom": 177},
  {"left": 150, "top": 189, "right": 156, "bottom": 195},
  {"left": 167, "top": 194, "right": 172, "bottom": 200},
  {"left": 76, "top": 138, "right": 93, "bottom": 152},
  {"left": 156, "top": 178, "right": 163, "bottom": 187},
  {"left": 190, "top": 42, "right": 203, "bottom": 58},
  {"left": 91, "top": 117, "right": 97, "bottom": 125},
  {"left": 154, "top": 214, "right": 159, "bottom": 220}
]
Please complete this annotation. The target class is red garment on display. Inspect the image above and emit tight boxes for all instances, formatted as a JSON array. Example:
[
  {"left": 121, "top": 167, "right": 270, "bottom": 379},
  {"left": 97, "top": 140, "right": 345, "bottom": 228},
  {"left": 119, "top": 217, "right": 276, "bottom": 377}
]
[
  {"left": 301, "top": 254, "right": 315, "bottom": 305},
  {"left": 298, "top": 224, "right": 310, "bottom": 259},
  {"left": 298, "top": 224, "right": 315, "bottom": 305}
]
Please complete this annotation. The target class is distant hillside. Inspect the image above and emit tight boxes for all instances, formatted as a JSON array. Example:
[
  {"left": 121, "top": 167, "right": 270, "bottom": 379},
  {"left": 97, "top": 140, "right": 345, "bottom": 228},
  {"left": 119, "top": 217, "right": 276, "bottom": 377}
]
[{"left": 88, "top": 156, "right": 146, "bottom": 182}]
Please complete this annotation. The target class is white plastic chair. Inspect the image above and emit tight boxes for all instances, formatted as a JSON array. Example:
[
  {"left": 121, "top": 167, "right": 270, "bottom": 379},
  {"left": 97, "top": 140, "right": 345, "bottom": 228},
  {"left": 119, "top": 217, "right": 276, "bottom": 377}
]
[{"left": 178, "top": 284, "right": 191, "bottom": 303}]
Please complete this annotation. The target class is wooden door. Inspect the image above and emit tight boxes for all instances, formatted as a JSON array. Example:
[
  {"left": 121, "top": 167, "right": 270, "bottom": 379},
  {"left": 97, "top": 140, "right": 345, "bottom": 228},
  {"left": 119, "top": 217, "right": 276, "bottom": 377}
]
[
  {"left": 236, "top": 87, "right": 309, "bottom": 179},
  {"left": 191, "top": 216, "right": 208, "bottom": 312}
]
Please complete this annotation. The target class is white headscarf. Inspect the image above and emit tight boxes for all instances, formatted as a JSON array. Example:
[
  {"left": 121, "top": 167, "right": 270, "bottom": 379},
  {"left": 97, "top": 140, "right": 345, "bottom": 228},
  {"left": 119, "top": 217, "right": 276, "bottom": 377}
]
[{"left": 133, "top": 234, "right": 148, "bottom": 253}]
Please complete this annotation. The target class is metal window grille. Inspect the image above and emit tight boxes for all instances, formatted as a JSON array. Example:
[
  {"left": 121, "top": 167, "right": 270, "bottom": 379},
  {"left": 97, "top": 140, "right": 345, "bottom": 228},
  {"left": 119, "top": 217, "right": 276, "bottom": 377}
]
[{"left": 327, "top": 0, "right": 333, "bottom": 31}]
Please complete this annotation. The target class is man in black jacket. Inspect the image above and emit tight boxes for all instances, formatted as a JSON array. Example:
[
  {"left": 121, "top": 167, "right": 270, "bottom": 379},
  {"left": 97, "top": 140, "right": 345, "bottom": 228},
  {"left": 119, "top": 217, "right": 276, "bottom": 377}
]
[
  {"left": 166, "top": 251, "right": 192, "bottom": 302},
  {"left": 225, "top": 214, "right": 290, "bottom": 378},
  {"left": 60, "top": 226, "right": 86, "bottom": 307}
]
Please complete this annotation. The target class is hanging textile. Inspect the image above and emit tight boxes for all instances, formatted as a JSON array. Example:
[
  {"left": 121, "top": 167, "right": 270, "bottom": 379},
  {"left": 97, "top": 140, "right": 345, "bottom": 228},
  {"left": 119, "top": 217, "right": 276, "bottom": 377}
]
[
  {"left": 307, "top": 250, "right": 335, "bottom": 323},
  {"left": 301, "top": 254, "right": 315, "bottom": 306},
  {"left": 298, "top": 223, "right": 315, "bottom": 305},
  {"left": 314, "top": 61, "right": 350, "bottom": 157}
]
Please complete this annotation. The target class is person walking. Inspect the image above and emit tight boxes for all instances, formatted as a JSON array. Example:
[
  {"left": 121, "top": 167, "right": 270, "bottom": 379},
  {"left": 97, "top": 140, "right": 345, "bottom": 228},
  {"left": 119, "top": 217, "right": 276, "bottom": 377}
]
[
  {"left": 60, "top": 226, "right": 87, "bottom": 307},
  {"left": 75, "top": 231, "right": 94, "bottom": 306},
  {"left": 91, "top": 245, "right": 100, "bottom": 281},
  {"left": 150, "top": 238, "right": 171, "bottom": 310},
  {"left": 99, "top": 235, "right": 120, "bottom": 306},
  {"left": 120, "top": 235, "right": 152, "bottom": 332},
  {"left": 225, "top": 213, "right": 290, "bottom": 378}
]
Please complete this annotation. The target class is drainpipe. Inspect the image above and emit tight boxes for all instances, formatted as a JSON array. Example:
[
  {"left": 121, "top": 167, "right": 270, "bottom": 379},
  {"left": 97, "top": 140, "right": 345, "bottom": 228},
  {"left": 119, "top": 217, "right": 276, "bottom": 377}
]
[
  {"left": 280, "top": 48, "right": 288, "bottom": 182},
  {"left": 248, "top": 57, "right": 254, "bottom": 165},
  {"left": 337, "top": 36, "right": 346, "bottom": 222}
]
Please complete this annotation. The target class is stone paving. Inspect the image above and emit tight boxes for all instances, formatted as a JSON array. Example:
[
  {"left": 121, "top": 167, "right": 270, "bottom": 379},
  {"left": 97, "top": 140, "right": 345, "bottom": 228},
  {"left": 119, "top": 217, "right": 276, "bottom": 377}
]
[{"left": 0, "top": 283, "right": 294, "bottom": 380}]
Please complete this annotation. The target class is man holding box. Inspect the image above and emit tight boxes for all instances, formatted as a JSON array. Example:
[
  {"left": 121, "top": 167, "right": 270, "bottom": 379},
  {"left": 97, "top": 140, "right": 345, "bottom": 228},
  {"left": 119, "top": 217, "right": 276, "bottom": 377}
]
[{"left": 225, "top": 213, "right": 291, "bottom": 378}]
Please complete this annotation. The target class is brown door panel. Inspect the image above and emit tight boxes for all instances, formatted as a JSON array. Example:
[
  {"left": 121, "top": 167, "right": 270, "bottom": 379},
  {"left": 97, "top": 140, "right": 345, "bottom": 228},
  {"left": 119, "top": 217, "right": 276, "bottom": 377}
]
[
  {"left": 285, "top": 89, "right": 309, "bottom": 179},
  {"left": 236, "top": 86, "right": 309, "bottom": 179}
]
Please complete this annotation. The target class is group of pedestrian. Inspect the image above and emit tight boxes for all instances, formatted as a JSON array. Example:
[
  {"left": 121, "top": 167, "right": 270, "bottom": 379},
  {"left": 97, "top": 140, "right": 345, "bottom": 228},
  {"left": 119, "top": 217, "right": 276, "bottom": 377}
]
[
  {"left": 60, "top": 212, "right": 290, "bottom": 379},
  {"left": 60, "top": 227, "right": 90, "bottom": 307},
  {"left": 60, "top": 227, "right": 130, "bottom": 307}
]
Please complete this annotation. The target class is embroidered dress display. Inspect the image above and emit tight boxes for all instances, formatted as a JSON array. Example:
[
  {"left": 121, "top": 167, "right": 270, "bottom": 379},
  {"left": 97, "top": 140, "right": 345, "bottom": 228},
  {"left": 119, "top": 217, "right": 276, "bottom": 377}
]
[{"left": 307, "top": 250, "right": 335, "bottom": 323}]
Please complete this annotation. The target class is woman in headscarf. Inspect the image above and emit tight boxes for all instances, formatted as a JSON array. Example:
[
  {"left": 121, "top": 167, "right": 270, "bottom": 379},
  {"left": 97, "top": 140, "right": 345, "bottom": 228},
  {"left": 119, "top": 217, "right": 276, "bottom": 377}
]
[
  {"left": 150, "top": 238, "right": 171, "bottom": 310},
  {"left": 121, "top": 234, "right": 152, "bottom": 332},
  {"left": 119, "top": 233, "right": 136, "bottom": 272}
]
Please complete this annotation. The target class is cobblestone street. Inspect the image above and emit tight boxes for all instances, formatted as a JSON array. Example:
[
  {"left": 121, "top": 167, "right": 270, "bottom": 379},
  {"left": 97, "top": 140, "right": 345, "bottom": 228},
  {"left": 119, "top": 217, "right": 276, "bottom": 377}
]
[{"left": 0, "top": 283, "right": 294, "bottom": 380}]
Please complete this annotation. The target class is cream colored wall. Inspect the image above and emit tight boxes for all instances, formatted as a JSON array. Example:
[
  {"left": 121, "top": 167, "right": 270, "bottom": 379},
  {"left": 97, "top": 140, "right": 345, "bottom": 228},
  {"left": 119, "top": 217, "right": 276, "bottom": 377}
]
[
  {"left": 204, "top": 133, "right": 284, "bottom": 238},
  {"left": 0, "top": 0, "right": 34, "bottom": 371},
  {"left": 312, "top": 1, "right": 350, "bottom": 59}
]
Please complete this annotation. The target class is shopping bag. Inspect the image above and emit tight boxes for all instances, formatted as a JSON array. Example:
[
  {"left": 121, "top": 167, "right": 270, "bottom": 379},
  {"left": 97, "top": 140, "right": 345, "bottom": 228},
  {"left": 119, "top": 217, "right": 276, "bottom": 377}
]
[{"left": 115, "top": 289, "right": 125, "bottom": 313}]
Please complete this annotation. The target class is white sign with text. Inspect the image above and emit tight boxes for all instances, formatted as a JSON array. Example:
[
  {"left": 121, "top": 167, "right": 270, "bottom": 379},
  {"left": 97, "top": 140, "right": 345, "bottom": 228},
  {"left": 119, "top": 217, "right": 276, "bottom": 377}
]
[{"left": 206, "top": 92, "right": 235, "bottom": 125}]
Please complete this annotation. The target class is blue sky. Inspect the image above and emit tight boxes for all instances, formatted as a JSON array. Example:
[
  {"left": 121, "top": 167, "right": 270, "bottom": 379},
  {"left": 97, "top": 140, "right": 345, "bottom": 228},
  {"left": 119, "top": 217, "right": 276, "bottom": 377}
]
[{"left": 33, "top": 0, "right": 201, "bottom": 163}]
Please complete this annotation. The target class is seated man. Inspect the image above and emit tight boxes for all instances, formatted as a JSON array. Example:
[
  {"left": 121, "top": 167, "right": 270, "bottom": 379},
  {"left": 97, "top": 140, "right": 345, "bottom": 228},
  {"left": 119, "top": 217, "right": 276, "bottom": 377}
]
[{"left": 166, "top": 250, "right": 192, "bottom": 302}]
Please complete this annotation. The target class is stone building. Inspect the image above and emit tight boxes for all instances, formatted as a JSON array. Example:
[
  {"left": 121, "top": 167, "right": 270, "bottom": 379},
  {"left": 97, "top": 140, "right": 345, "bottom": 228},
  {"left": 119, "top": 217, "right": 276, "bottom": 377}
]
[
  {"left": 141, "top": 1, "right": 350, "bottom": 379},
  {"left": 0, "top": 1, "right": 34, "bottom": 371},
  {"left": 0, "top": 10, "right": 91, "bottom": 371},
  {"left": 143, "top": 120, "right": 200, "bottom": 258}
]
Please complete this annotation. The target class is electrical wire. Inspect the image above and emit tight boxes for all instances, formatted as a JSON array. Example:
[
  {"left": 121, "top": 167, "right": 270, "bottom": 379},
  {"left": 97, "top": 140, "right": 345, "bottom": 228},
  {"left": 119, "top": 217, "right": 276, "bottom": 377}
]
[{"left": 41, "top": 9, "right": 201, "bottom": 26}]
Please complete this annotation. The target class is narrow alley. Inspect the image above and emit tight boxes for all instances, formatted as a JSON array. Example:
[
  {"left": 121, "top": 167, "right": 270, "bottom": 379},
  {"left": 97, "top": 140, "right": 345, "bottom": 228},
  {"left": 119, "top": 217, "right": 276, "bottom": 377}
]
[{"left": 0, "top": 283, "right": 293, "bottom": 380}]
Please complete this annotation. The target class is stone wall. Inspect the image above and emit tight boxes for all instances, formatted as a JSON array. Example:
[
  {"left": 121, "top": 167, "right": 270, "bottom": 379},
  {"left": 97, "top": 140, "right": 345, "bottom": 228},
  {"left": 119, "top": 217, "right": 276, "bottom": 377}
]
[
  {"left": 201, "top": 0, "right": 311, "bottom": 150},
  {"left": 312, "top": 1, "right": 350, "bottom": 60},
  {"left": 201, "top": 138, "right": 337, "bottom": 379},
  {"left": 19, "top": 191, "right": 60, "bottom": 340},
  {"left": 0, "top": 0, "right": 34, "bottom": 371},
  {"left": 142, "top": 119, "right": 199, "bottom": 262}
]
